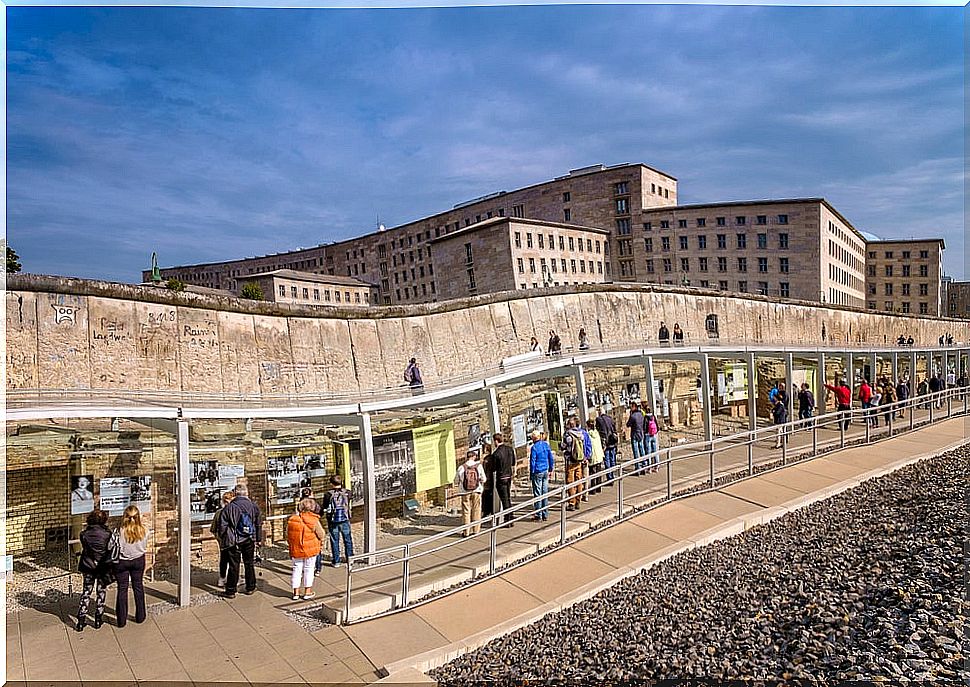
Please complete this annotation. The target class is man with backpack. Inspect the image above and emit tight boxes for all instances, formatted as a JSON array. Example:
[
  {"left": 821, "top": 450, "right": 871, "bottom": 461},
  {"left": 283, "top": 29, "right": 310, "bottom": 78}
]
[
  {"left": 490, "top": 433, "right": 516, "bottom": 527},
  {"left": 594, "top": 411, "right": 618, "bottom": 483},
  {"left": 404, "top": 358, "right": 423, "bottom": 392},
  {"left": 321, "top": 476, "right": 354, "bottom": 566},
  {"left": 562, "top": 417, "right": 589, "bottom": 511},
  {"left": 626, "top": 402, "right": 647, "bottom": 476},
  {"left": 217, "top": 483, "right": 262, "bottom": 598},
  {"left": 453, "top": 450, "right": 487, "bottom": 536}
]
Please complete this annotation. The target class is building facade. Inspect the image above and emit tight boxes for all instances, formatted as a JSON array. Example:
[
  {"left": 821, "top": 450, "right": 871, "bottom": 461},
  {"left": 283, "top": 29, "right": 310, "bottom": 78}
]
[
  {"left": 864, "top": 239, "right": 945, "bottom": 316},
  {"left": 639, "top": 199, "right": 867, "bottom": 306},
  {"left": 944, "top": 280, "right": 970, "bottom": 319},
  {"left": 430, "top": 218, "right": 611, "bottom": 300},
  {"left": 242, "top": 270, "right": 379, "bottom": 307}
]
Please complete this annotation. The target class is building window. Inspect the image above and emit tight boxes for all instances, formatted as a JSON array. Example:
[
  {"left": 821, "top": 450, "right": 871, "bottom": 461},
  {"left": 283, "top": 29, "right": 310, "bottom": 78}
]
[
  {"left": 902, "top": 265, "right": 911, "bottom": 277},
  {"left": 716, "top": 234, "right": 727, "bottom": 249},
  {"left": 290, "top": 286, "right": 298, "bottom": 298},
  {"left": 699, "top": 257, "right": 708, "bottom": 272},
  {"left": 780, "top": 282, "right": 790, "bottom": 298},
  {"left": 512, "top": 204, "right": 524, "bottom": 218},
  {"left": 587, "top": 239, "right": 592, "bottom": 252},
  {"left": 919, "top": 265, "right": 928, "bottom": 277},
  {"left": 884, "top": 283, "right": 894, "bottom": 296},
  {"left": 758, "top": 257, "right": 768, "bottom": 273},
  {"left": 738, "top": 280, "right": 748, "bottom": 292},
  {"left": 716, "top": 217, "right": 726, "bottom": 226},
  {"left": 598, "top": 262, "right": 603, "bottom": 274},
  {"left": 883, "top": 300, "right": 893, "bottom": 311},
  {"left": 551, "top": 259, "right": 558, "bottom": 273},
  {"left": 279, "top": 285, "right": 286, "bottom": 297},
  {"left": 313, "top": 289, "right": 320, "bottom": 301},
  {"left": 663, "top": 258, "right": 672, "bottom": 272},
  {"left": 902, "top": 283, "right": 911, "bottom": 296},
  {"left": 756, "top": 215, "right": 767, "bottom": 225},
  {"left": 901, "top": 302, "right": 910, "bottom": 313},
  {"left": 529, "top": 258, "right": 536, "bottom": 273},
  {"left": 902, "top": 250, "right": 910, "bottom": 259},
  {"left": 698, "top": 235, "right": 707, "bottom": 250},
  {"left": 580, "top": 260, "right": 587, "bottom": 273},
  {"left": 757, "top": 233, "right": 768, "bottom": 249},
  {"left": 779, "top": 257, "right": 789, "bottom": 274},
  {"left": 569, "top": 236, "right": 575, "bottom": 250},
  {"left": 467, "top": 269, "right": 476, "bottom": 291},
  {"left": 719, "top": 280, "right": 728, "bottom": 291},
  {"left": 514, "top": 232, "right": 521, "bottom": 248},
  {"left": 538, "top": 234, "right": 545, "bottom": 249},
  {"left": 919, "top": 250, "right": 929, "bottom": 259},
  {"left": 561, "top": 258, "right": 567, "bottom": 272},
  {"left": 564, "top": 209, "right": 571, "bottom": 222},
  {"left": 562, "top": 191, "right": 570, "bottom": 202},
  {"left": 867, "top": 265, "right": 876, "bottom": 277},
  {"left": 549, "top": 234, "right": 554, "bottom": 248},
  {"left": 646, "top": 259, "right": 655, "bottom": 273},
  {"left": 302, "top": 288, "right": 309, "bottom": 299},
  {"left": 919, "top": 283, "right": 928, "bottom": 296},
  {"left": 644, "top": 222, "right": 652, "bottom": 231},
  {"left": 660, "top": 220, "right": 670, "bottom": 229},
  {"left": 661, "top": 236, "right": 671, "bottom": 251},
  {"left": 758, "top": 281, "right": 769, "bottom": 295},
  {"left": 885, "top": 265, "right": 893, "bottom": 277},
  {"left": 525, "top": 233, "right": 533, "bottom": 249},
  {"left": 680, "top": 257, "right": 689, "bottom": 272},
  {"left": 717, "top": 257, "right": 727, "bottom": 272},
  {"left": 465, "top": 243, "right": 474, "bottom": 264},
  {"left": 737, "top": 257, "right": 747, "bottom": 272},
  {"left": 779, "top": 233, "right": 789, "bottom": 249},
  {"left": 736, "top": 233, "right": 747, "bottom": 249},
  {"left": 696, "top": 218, "right": 706, "bottom": 227},
  {"left": 736, "top": 216, "right": 746, "bottom": 225},
  {"left": 677, "top": 236, "right": 687, "bottom": 250},
  {"left": 645, "top": 238, "right": 653, "bottom": 252},
  {"left": 559, "top": 236, "right": 565, "bottom": 250},
  {"left": 884, "top": 251, "right": 894, "bottom": 259},
  {"left": 614, "top": 181, "right": 628, "bottom": 195},
  {"left": 919, "top": 302, "right": 928, "bottom": 314},
  {"left": 678, "top": 219, "right": 688, "bottom": 229},
  {"left": 335, "top": 291, "right": 341, "bottom": 302},
  {"left": 517, "top": 258, "right": 524, "bottom": 274},
  {"left": 615, "top": 198, "right": 628, "bottom": 214},
  {"left": 616, "top": 218, "right": 631, "bottom": 234},
  {"left": 777, "top": 214, "right": 788, "bottom": 225},
  {"left": 571, "top": 259, "right": 577, "bottom": 274}
]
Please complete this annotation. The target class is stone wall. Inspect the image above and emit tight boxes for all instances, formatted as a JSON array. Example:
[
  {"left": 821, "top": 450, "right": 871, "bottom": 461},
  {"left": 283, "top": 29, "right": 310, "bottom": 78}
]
[{"left": 8, "top": 275, "right": 969, "bottom": 397}]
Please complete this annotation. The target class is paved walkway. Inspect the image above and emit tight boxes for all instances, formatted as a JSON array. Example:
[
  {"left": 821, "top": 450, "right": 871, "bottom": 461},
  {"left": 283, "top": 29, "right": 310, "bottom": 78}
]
[{"left": 6, "top": 411, "right": 966, "bottom": 685}]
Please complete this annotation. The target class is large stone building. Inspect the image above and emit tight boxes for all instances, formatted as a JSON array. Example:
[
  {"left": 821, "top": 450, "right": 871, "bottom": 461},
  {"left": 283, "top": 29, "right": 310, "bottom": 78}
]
[
  {"left": 945, "top": 280, "right": 970, "bottom": 319},
  {"left": 864, "top": 239, "right": 945, "bottom": 316},
  {"left": 242, "top": 270, "right": 378, "bottom": 307},
  {"left": 149, "top": 162, "right": 945, "bottom": 311},
  {"left": 638, "top": 199, "right": 866, "bottom": 306},
  {"left": 430, "top": 218, "right": 611, "bottom": 300}
]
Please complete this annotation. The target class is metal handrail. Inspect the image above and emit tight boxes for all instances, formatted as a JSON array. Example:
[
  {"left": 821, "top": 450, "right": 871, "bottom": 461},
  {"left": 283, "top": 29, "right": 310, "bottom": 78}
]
[{"left": 342, "top": 385, "right": 968, "bottom": 622}]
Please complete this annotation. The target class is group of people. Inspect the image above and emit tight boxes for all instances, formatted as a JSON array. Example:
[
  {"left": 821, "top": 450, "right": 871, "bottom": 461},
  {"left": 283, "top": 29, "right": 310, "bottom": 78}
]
[
  {"left": 657, "top": 322, "right": 685, "bottom": 346},
  {"left": 453, "top": 402, "right": 663, "bottom": 534}
]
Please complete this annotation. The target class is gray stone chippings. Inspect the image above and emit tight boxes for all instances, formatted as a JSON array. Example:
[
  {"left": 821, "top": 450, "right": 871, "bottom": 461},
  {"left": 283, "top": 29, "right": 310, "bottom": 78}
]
[{"left": 431, "top": 446, "right": 968, "bottom": 684}]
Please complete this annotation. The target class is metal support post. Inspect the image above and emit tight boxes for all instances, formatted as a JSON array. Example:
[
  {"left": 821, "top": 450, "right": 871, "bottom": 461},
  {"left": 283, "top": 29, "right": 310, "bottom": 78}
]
[
  {"left": 746, "top": 352, "right": 757, "bottom": 431},
  {"left": 891, "top": 352, "right": 898, "bottom": 384},
  {"left": 488, "top": 525, "right": 497, "bottom": 574},
  {"left": 839, "top": 415, "right": 845, "bottom": 449},
  {"left": 484, "top": 386, "right": 502, "bottom": 515},
  {"left": 617, "top": 463, "right": 624, "bottom": 519},
  {"left": 645, "top": 355, "right": 658, "bottom": 418},
  {"left": 700, "top": 353, "right": 714, "bottom": 481},
  {"left": 747, "top": 439, "right": 754, "bottom": 475},
  {"left": 816, "top": 352, "right": 826, "bottom": 418},
  {"left": 573, "top": 364, "right": 590, "bottom": 424},
  {"left": 666, "top": 450, "right": 672, "bottom": 498},
  {"left": 401, "top": 544, "right": 411, "bottom": 607},
  {"left": 870, "top": 352, "right": 877, "bottom": 385},
  {"left": 785, "top": 352, "right": 795, "bottom": 426},
  {"left": 812, "top": 417, "right": 818, "bottom": 456},
  {"left": 560, "top": 499, "right": 567, "bottom": 545},
  {"left": 176, "top": 418, "right": 191, "bottom": 608},
  {"left": 358, "top": 412, "right": 378, "bottom": 557}
]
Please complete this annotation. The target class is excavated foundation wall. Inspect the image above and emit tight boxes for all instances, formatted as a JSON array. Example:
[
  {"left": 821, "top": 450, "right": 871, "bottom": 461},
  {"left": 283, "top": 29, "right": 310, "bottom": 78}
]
[{"left": 8, "top": 275, "right": 967, "bottom": 396}]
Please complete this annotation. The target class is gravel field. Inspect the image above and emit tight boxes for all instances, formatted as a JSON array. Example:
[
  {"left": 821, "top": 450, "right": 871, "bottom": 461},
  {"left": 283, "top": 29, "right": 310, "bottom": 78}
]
[{"left": 433, "top": 446, "right": 967, "bottom": 683}]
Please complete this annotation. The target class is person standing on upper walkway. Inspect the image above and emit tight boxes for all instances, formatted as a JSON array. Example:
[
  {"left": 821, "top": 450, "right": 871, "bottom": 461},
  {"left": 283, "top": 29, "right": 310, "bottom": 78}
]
[{"left": 404, "top": 358, "right": 423, "bottom": 392}]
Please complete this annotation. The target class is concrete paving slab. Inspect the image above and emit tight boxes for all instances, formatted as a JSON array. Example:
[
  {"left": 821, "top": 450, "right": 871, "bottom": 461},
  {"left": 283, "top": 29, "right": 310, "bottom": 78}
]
[
  {"left": 412, "top": 577, "right": 543, "bottom": 643},
  {"left": 718, "top": 477, "right": 807, "bottom": 508},
  {"left": 756, "top": 465, "right": 842, "bottom": 493},
  {"left": 677, "top": 490, "right": 761, "bottom": 520},
  {"left": 501, "top": 546, "right": 616, "bottom": 603},
  {"left": 794, "top": 457, "right": 871, "bottom": 481},
  {"left": 630, "top": 500, "right": 725, "bottom": 541},
  {"left": 572, "top": 521, "right": 677, "bottom": 568}
]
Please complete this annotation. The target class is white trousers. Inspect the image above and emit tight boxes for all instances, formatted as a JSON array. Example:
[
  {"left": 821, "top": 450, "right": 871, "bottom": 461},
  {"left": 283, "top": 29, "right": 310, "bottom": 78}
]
[{"left": 291, "top": 556, "right": 315, "bottom": 589}]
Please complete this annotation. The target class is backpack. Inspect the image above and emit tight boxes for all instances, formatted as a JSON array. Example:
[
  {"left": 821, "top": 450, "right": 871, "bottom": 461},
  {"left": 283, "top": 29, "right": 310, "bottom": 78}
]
[
  {"left": 566, "top": 430, "right": 584, "bottom": 464},
  {"left": 462, "top": 464, "right": 480, "bottom": 491},
  {"left": 236, "top": 509, "right": 256, "bottom": 538},
  {"left": 647, "top": 416, "right": 659, "bottom": 437},
  {"left": 404, "top": 366, "right": 413, "bottom": 383},
  {"left": 328, "top": 489, "right": 350, "bottom": 523}
]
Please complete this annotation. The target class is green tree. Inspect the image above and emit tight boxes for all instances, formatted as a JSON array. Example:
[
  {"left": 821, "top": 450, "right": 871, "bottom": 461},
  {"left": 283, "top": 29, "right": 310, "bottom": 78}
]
[
  {"left": 6, "top": 246, "right": 22, "bottom": 274},
  {"left": 165, "top": 278, "right": 186, "bottom": 292},
  {"left": 240, "top": 282, "right": 264, "bottom": 301}
]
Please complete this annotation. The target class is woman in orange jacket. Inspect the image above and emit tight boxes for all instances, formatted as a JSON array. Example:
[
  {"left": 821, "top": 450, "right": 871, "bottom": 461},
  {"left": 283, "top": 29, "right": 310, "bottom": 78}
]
[{"left": 286, "top": 498, "right": 325, "bottom": 600}]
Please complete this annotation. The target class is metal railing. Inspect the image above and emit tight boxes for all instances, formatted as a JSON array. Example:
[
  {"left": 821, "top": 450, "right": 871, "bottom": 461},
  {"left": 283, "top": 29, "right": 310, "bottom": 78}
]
[{"left": 342, "top": 385, "right": 969, "bottom": 623}]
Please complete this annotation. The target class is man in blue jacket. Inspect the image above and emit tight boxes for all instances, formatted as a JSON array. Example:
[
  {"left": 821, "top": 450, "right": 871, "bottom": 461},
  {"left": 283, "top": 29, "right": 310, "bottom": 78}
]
[{"left": 529, "top": 431, "right": 554, "bottom": 521}]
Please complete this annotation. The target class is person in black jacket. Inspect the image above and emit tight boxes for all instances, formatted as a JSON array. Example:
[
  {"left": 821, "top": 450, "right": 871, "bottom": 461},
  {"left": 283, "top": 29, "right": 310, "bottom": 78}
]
[
  {"left": 76, "top": 509, "right": 114, "bottom": 631},
  {"left": 490, "top": 434, "right": 516, "bottom": 527},
  {"left": 216, "top": 484, "right": 263, "bottom": 598}
]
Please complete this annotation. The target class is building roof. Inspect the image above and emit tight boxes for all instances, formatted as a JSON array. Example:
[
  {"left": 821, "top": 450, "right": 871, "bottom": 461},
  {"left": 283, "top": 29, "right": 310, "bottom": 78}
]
[
  {"left": 428, "top": 216, "right": 612, "bottom": 244},
  {"left": 245, "top": 269, "right": 376, "bottom": 287},
  {"left": 641, "top": 197, "right": 868, "bottom": 245},
  {"left": 865, "top": 238, "right": 946, "bottom": 249}
]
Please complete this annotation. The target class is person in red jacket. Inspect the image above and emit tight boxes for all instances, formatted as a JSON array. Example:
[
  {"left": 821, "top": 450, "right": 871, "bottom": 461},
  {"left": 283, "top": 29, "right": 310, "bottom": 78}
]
[{"left": 824, "top": 378, "right": 852, "bottom": 430}]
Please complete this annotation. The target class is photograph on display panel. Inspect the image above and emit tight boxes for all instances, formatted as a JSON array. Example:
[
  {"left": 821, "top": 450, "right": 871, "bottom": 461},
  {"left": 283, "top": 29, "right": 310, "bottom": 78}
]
[{"left": 70, "top": 475, "right": 95, "bottom": 515}]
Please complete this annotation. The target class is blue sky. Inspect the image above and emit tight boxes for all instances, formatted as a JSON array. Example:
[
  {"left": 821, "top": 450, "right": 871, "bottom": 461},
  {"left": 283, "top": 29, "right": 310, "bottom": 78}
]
[{"left": 7, "top": 5, "right": 965, "bottom": 281}]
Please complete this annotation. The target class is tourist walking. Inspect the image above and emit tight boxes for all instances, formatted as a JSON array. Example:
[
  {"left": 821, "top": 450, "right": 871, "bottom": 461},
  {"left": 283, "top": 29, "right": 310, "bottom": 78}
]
[
  {"left": 824, "top": 378, "right": 852, "bottom": 431},
  {"left": 217, "top": 484, "right": 263, "bottom": 597},
  {"left": 797, "top": 383, "right": 815, "bottom": 422},
  {"left": 404, "top": 358, "right": 423, "bottom": 391},
  {"left": 917, "top": 376, "right": 930, "bottom": 409},
  {"left": 454, "top": 450, "right": 486, "bottom": 536},
  {"left": 895, "top": 377, "right": 910, "bottom": 418},
  {"left": 929, "top": 374, "right": 942, "bottom": 408},
  {"left": 286, "top": 498, "right": 324, "bottom": 600},
  {"left": 529, "top": 431, "right": 554, "bottom": 521},
  {"left": 480, "top": 446, "right": 495, "bottom": 520},
  {"left": 548, "top": 330, "right": 562, "bottom": 355},
  {"left": 672, "top": 323, "right": 684, "bottom": 345},
  {"left": 491, "top": 433, "right": 516, "bottom": 526},
  {"left": 772, "top": 394, "right": 789, "bottom": 448},
  {"left": 881, "top": 380, "right": 896, "bottom": 427},
  {"left": 626, "top": 402, "right": 647, "bottom": 475},
  {"left": 578, "top": 327, "right": 590, "bottom": 350},
  {"left": 658, "top": 322, "right": 670, "bottom": 346},
  {"left": 562, "top": 417, "right": 589, "bottom": 511},
  {"left": 115, "top": 505, "right": 149, "bottom": 627},
  {"left": 858, "top": 379, "right": 873, "bottom": 424},
  {"left": 594, "top": 411, "right": 618, "bottom": 483},
  {"left": 75, "top": 509, "right": 114, "bottom": 631},
  {"left": 529, "top": 336, "right": 543, "bottom": 354},
  {"left": 585, "top": 419, "right": 605, "bottom": 493},
  {"left": 321, "top": 476, "right": 353, "bottom": 565},
  {"left": 643, "top": 407, "right": 661, "bottom": 473},
  {"left": 868, "top": 383, "right": 882, "bottom": 427},
  {"left": 210, "top": 490, "right": 235, "bottom": 587}
]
